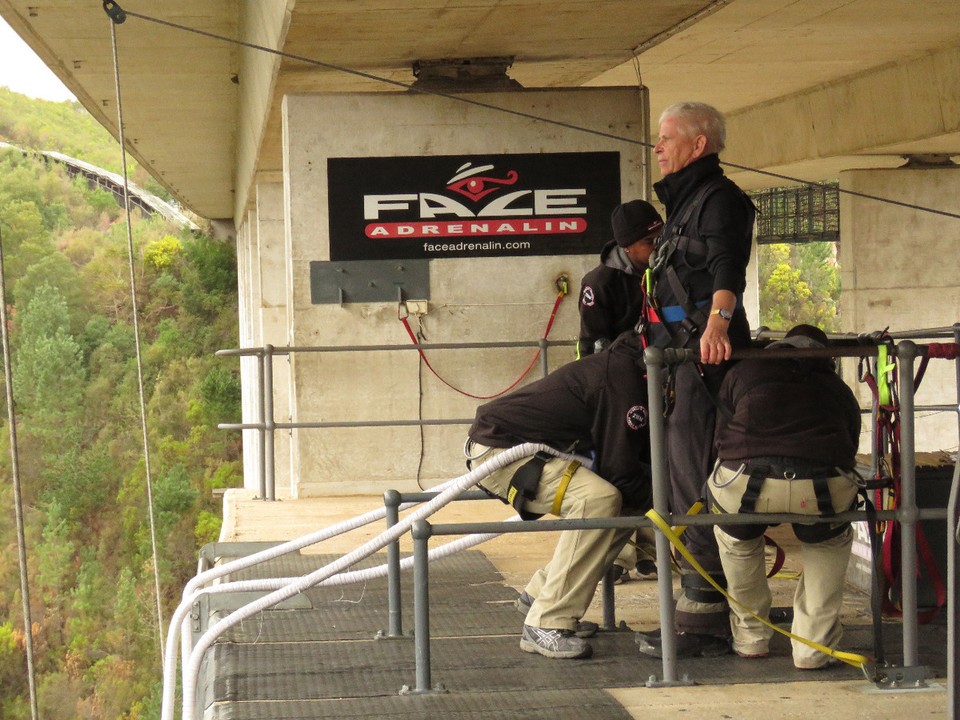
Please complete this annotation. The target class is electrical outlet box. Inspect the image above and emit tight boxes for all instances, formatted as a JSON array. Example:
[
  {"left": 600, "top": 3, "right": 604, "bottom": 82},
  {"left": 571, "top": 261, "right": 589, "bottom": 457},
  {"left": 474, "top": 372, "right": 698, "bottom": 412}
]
[{"left": 405, "top": 300, "right": 429, "bottom": 316}]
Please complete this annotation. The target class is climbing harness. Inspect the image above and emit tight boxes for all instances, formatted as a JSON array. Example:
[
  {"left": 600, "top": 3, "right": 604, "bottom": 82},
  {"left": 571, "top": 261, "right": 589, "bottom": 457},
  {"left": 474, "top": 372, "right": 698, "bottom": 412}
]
[
  {"left": 644, "top": 180, "right": 722, "bottom": 351},
  {"left": 858, "top": 334, "right": 947, "bottom": 625},
  {"left": 464, "top": 440, "right": 582, "bottom": 521},
  {"left": 399, "top": 279, "right": 568, "bottom": 400}
]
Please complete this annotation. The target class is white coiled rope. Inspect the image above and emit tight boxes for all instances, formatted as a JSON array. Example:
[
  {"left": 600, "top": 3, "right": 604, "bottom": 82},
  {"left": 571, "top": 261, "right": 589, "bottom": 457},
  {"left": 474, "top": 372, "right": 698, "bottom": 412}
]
[{"left": 162, "top": 443, "right": 576, "bottom": 720}]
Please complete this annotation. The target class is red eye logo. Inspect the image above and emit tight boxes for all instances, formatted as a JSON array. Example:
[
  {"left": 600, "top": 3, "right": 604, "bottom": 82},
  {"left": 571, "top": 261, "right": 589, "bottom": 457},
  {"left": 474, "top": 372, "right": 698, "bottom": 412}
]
[{"left": 446, "top": 162, "right": 518, "bottom": 201}]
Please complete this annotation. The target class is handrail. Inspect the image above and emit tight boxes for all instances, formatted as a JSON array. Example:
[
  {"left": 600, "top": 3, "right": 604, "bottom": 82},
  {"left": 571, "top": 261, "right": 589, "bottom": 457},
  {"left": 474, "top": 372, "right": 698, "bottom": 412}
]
[
  {"left": 178, "top": 328, "right": 958, "bottom": 714},
  {"left": 216, "top": 327, "right": 959, "bottom": 501},
  {"left": 217, "top": 337, "right": 577, "bottom": 500}
]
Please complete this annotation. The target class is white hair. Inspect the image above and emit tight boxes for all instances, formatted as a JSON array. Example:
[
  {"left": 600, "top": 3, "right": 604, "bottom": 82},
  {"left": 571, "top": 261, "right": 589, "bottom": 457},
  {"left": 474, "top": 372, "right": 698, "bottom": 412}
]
[{"left": 659, "top": 102, "right": 726, "bottom": 154}]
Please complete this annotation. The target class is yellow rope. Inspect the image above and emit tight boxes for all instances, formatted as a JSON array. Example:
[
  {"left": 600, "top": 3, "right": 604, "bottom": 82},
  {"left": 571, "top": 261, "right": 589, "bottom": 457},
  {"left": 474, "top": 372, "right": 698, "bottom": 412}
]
[{"left": 645, "top": 508, "right": 871, "bottom": 670}]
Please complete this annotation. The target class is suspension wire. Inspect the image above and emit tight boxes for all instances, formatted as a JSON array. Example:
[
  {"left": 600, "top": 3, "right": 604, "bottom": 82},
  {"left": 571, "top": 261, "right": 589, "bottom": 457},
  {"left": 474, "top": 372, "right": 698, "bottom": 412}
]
[
  {"left": 107, "top": 17, "right": 166, "bottom": 671},
  {"left": 0, "top": 223, "right": 39, "bottom": 720},
  {"left": 114, "top": 7, "right": 960, "bottom": 222}
]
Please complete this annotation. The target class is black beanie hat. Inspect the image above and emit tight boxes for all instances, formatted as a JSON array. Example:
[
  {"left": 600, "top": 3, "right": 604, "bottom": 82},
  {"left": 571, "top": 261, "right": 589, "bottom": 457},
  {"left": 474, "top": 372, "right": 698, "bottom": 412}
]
[{"left": 611, "top": 200, "right": 664, "bottom": 248}]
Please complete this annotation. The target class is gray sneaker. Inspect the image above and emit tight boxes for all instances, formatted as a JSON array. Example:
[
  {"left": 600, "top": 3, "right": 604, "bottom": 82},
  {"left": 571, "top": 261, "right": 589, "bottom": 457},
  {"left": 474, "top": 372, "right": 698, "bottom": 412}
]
[
  {"left": 515, "top": 592, "right": 599, "bottom": 638},
  {"left": 520, "top": 624, "right": 593, "bottom": 659}
]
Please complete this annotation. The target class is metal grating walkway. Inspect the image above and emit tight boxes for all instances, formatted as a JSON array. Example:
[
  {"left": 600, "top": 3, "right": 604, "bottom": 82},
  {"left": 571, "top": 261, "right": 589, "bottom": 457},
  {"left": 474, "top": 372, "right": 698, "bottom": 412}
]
[{"left": 196, "top": 549, "right": 947, "bottom": 719}]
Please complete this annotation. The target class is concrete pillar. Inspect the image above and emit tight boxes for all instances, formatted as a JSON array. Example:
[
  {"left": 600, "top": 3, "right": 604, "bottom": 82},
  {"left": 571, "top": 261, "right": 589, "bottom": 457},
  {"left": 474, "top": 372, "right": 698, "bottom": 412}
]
[
  {"left": 839, "top": 163, "right": 960, "bottom": 453},
  {"left": 281, "top": 88, "right": 649, "bottom": 496},
  {"left": 235, "top": 211, "right": 261, "bottom": 493},
  {"left": 255, "top": 181, "right": 293, "bottom": 495}
]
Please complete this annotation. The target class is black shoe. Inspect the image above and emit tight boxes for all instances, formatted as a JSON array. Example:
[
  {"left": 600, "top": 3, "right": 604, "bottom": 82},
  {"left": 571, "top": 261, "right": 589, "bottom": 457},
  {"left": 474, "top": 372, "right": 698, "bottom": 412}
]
[
  {"left": 635, "top": 558, "right": 657, "bottom": 578},
  {"left": 769, "top": 606, "right": 794, "bottom": 624},
  {"left": 520, "top": 624, "right": 593, "bottom": 659},
  {"left": 515, "top": 592, "right": 598, "bottom": 638},
  {"left": 635, "top": 627, "right": 661, "bottom": 643},
  {"left": 611, "top": 565, "right": 630, "bottom": 584},
  {"left": 636, "top": 630, "right": 731, "bottom": 658}
]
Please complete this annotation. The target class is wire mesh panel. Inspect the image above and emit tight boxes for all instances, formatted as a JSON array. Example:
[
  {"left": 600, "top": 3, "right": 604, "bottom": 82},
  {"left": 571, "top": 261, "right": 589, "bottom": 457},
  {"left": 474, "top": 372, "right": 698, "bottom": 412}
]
[{"left": 751, "top": 182, "right": 839, "bottom": 245}]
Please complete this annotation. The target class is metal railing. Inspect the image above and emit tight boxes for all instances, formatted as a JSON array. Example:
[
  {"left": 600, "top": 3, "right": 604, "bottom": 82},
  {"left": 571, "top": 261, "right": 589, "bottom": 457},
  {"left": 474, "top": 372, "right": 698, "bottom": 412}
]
[
  {"left": 216, "top": 337, "right": 576, "bottom": 500},
  {"left": 395, "top": 336, "right": 959, "bottom": 692},
  {"left": 208, "top": 326, "right": 960, "bottom": 698}
]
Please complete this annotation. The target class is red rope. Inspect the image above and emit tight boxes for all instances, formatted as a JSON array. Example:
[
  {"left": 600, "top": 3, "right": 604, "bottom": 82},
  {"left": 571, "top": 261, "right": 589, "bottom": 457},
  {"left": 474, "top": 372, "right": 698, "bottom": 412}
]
[{"left": 400, "top": 290, "right": 567, "bottom": 400}]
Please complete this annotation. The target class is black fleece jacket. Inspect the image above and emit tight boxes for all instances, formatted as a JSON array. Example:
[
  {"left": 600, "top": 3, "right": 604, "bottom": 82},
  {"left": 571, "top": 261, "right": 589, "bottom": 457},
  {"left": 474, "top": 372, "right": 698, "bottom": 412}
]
[
  {"left": 577, "top": 240, "right": 645, "bottom": 357},
  {"left": 468, "top": 333, "right": 652, "bottom": 508},
  {"left": 652, "top": 154, "right": 754, "bottom": 350},
  {"left": 714, "top": 357, "right": 861, "bottom": 468}
]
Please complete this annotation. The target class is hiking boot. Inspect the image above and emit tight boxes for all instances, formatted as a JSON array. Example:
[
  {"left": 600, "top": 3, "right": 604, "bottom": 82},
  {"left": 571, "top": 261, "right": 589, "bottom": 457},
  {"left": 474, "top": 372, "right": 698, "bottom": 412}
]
[
  {"left": 635, "top": 558, "right": 657, "bottom": 578},
  {"left": 515, "top": 592, "right": 598, "bottom": 638},
  {"left": 520, "top": 624, "right": 593, "bottom": 659},
  {"left": 636, "top": 630, "right": 731, "bottom": 659}
]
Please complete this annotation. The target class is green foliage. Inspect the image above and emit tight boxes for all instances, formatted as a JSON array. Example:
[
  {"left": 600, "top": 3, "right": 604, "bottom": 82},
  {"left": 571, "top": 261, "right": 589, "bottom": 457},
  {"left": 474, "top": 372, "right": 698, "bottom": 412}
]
[
  {"left": 195, "top": 510, "right": 223, "bottom": 547},
  {"left": 0, "top": 621, "right": 28, "bottom": 702},
  {"left": 757, "top": 242, "right": 840, "bottom": 332},
  {"left": 12, "top": 284, "right": 86, "bottom": 445},
  {"left": 143, "top": 234, "right": 183, "bottom": 271},
  {"left": 0, "top": 90, "right": 240, "bottom": 717},
  {"left": 0, "top": 87, "right": 123, "bottom": 171},
  {"left": 199, "top": 365, "right": 242, "bottom": 425}
]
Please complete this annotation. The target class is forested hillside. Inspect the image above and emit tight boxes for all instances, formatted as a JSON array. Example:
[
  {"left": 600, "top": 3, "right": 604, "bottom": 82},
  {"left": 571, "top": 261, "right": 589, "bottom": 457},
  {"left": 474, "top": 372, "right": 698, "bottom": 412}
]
[{"left": 0, "top": 87, "right": 241, "bottom": 719}]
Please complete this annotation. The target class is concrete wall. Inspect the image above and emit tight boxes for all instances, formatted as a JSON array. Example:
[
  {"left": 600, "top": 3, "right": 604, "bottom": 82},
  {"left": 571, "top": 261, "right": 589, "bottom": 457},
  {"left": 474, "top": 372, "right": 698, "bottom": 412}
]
[
  {"left": 839, "top": 165, "right": 960, "bottom": 454},
  {"left": 275, "top": 87, "right": 649, "bottom": 497}
]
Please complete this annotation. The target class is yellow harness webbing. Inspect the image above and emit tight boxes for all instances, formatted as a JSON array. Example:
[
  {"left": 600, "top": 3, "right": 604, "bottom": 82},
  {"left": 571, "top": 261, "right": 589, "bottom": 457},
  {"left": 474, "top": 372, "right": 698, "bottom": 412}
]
[
  {"left": 551, "top": 460, "right": 581, "bottom": 516},
  {"left": 645, "top": 508, "right": 872, "bottom": 672}
]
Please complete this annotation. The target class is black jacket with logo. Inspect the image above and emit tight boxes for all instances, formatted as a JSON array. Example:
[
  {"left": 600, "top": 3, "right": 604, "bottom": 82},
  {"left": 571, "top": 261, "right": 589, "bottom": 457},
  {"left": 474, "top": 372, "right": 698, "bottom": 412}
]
[
  {"left": 468, "top": 333, "right": 652, "bottom": 508},
  {"left": 714, "top": 356, "right": 861, "bottom": 468},
  {"left": 577, "top": 240, "right": 645, "bottom": 357}
]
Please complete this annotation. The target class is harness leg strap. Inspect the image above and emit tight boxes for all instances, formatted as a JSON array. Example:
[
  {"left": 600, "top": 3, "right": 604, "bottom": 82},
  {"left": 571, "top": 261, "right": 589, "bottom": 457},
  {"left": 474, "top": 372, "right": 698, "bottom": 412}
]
[{"left": 550, "top": 460, "right": 581, "bottom": 516}]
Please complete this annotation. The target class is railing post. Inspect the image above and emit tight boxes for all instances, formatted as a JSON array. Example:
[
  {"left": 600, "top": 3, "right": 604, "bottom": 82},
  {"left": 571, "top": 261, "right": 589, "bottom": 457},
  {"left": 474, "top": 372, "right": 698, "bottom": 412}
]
[
  {"left": 407, "top": 519, "right": 442, "bottom": 694},
  {"left": 255, "top": 350, "right": 267, "bottom": 500},
  {"left": 263, "top": 344, "right": 276, "bottom": 501},
  {"left": 896, "top": 340, "right": 922, "bottom": 672},
  {"left": 644, "top": 346, "right": 682, "bottom": 685},
  {"left": 383, "top": 489, "right": 404, "bottom": 638},
  {"left": 601, "top": 567, "right": 617, "bottom": 630}
]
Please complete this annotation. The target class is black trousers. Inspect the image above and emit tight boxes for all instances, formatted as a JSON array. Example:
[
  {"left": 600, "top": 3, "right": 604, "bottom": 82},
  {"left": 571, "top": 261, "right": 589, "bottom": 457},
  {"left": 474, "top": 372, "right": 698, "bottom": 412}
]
[{"left": 664, "top": 361, "right": 729, "bottom": 635}]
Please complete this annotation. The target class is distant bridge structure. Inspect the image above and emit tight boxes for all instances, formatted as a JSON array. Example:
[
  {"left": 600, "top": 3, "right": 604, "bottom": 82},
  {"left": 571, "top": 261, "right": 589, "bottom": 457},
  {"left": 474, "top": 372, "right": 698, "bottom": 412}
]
[{"left": 0, "top": 140, "right": 200, "bottom": 232}]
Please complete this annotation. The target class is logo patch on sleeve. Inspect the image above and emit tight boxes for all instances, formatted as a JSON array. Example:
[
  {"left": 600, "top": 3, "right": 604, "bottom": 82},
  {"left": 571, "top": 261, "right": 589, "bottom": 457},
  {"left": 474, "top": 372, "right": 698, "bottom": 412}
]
[{"left": 626, "top": 404, "right": 649, "bottom": 430}]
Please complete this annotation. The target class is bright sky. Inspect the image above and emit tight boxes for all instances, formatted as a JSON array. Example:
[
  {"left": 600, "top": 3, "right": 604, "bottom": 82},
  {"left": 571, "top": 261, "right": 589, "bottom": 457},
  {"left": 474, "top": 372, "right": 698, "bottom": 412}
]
[{"left": 0, "top": 17, "right": 76, "bottom": 102}]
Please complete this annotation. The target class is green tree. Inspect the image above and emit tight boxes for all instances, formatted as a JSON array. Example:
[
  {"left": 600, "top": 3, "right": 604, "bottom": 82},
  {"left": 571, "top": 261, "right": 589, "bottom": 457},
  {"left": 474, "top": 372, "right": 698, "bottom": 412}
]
[
  {"left": 12, "top": 284, "right": 85, "bottom": 441},
  {"left": 758, "top": 242, "right": 840, "bottom": 331},
  {"left": 0, "top": 89, "right": 240, "bottom": 715}
]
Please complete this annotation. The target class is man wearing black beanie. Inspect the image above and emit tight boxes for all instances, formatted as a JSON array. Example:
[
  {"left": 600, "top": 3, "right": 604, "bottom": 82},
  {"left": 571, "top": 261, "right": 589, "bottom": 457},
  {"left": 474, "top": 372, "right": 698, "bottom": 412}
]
[{"left": 577, "top": 199, "right": 663, "bottom": 358}]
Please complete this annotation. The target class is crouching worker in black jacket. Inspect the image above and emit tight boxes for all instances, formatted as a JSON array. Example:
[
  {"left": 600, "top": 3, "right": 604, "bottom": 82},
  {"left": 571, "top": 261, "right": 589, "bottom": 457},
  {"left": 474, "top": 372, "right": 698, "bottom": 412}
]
[
  {"left": 465, "top": 332, "right": 652, "bottom": 659},
  {"left": 707, "top": 324, "right": 862, "bottom": 669}
]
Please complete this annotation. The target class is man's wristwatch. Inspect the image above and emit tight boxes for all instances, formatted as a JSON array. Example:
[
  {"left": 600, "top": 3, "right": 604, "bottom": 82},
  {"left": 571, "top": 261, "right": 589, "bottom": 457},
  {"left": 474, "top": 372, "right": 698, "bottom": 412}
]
[{"left": 710, "top": 307, "right": 733, "bottom": 321}]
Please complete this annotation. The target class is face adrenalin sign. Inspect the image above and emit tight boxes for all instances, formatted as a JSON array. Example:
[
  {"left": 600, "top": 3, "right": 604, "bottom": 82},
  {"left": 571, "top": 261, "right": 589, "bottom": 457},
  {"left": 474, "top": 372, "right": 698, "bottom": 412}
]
[{"left": 326, "top": 152, "right": 621, "bottom": 261}]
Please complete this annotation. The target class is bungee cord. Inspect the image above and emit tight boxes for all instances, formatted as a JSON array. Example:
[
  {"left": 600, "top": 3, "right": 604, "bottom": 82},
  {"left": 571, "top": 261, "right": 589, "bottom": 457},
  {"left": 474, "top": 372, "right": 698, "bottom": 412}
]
[
  {"left": 107, "top": 16, "right": 166, "bottom": 670},
  {"left": 106, "top": 4, "right": 960, "bottom": 222},
  {"left": 0, "top": 224, "right": 40, "bottom": 720}
]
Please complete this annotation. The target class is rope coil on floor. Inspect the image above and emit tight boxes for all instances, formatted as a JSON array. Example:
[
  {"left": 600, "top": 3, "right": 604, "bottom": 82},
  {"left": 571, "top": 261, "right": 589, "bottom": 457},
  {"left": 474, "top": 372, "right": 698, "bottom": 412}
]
[{"left": 162, "top": 442, "right": 577, "bottom": 720}]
